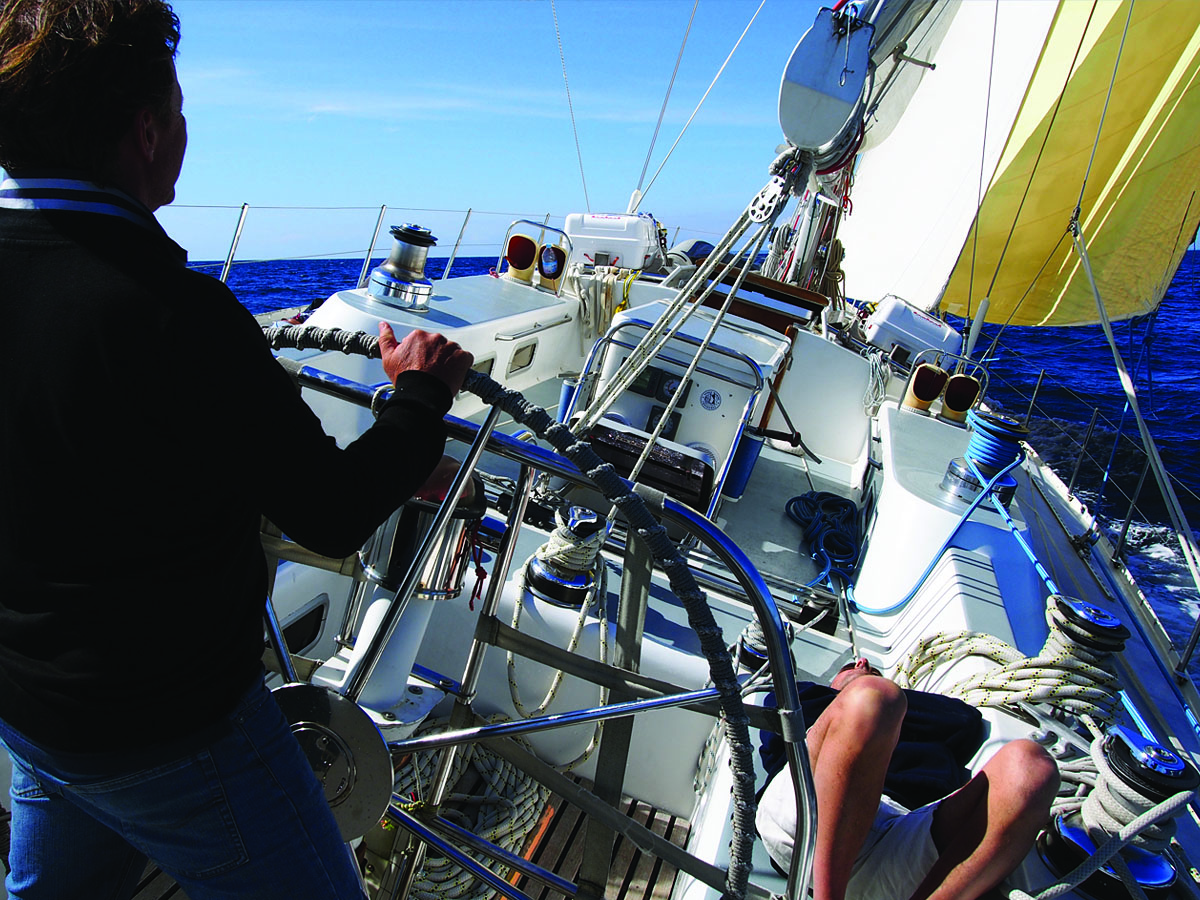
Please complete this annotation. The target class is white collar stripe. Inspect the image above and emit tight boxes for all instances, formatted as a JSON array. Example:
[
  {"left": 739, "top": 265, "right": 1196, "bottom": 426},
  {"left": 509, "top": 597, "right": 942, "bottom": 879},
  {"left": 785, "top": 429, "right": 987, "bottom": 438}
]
[
  {"left": 0, "top": 194, "right": 153, "bottom": 227},
  {"left": 0, "top": 177, "right": 159, "bottom": 231}
]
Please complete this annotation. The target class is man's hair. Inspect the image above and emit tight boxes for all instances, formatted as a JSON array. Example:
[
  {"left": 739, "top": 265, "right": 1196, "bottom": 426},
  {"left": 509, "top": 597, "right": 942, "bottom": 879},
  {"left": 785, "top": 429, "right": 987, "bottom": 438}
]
[{"left": 0, "top": 0, "right": 180, "bottom": 177}]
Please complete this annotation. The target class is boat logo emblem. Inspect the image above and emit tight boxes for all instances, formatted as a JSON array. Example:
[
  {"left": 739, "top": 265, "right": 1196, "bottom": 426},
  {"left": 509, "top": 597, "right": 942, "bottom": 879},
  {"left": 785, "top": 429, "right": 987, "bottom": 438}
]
[{"left": 700, "top": 389, "right": 722, "bottom": 411}]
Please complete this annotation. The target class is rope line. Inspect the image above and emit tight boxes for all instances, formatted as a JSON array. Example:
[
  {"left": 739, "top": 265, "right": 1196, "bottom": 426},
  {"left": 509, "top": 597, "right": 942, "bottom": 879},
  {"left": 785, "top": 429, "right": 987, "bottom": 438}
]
[
  {"left": 637, "top": 0, "right": 767, "bottom": 207},
  {"left": 550, "top": 0, "right": 590, "bottom": 213},
  {"left": 966, "top": 0, "right": 1000, "bottom": 323},
  {"left": 895, "top": 600, "right": 1124, "bottom": 724},
  {"left": 636, "top": 0, "right": 698, "bottom": 195},
  {"left": 506, "top": 510, "right": 610, "bottom": 772},
  {"left": 785, "top": 492, "right": 860, "bottom": 591},
  {"left": 980, "top": 1, "right": 1098, "bottom": 300},
  {"left": 1072, "top": 0, "right": 1135, "bottom": 220},
  {"left": 389, "top": 717, "right": 551, "bottom": 900}
]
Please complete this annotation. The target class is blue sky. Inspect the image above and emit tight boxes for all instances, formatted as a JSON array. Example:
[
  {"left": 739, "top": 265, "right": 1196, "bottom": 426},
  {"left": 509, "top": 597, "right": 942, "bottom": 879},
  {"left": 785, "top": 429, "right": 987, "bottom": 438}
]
[{"left": 160, "top": 0, "right": 822, "bottom": 262}]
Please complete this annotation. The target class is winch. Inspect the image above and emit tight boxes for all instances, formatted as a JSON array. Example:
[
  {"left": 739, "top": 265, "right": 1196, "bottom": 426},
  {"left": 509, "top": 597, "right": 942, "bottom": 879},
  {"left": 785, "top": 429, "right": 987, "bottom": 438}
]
[
  {"left": 525, "top": 506, "right": 605, "bottom": 607},
  {"left": 1039, "top": 726, "right": 1200, "bottom": 900},
  {"left": 940, "top": 410, "right": 1028, "bottom": 507},
  {"left": 367, "top": 223, "right": 437, "bottom": 311},
  {"left": 1050, "top": 595, "right": 1131, "bottom": 658}
]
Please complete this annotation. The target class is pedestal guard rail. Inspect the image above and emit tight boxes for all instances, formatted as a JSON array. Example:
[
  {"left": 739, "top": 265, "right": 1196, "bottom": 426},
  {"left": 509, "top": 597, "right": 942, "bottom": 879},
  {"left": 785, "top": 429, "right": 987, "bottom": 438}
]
[{"left": 269, "top": 348, "right": 816, "bottom": 900}]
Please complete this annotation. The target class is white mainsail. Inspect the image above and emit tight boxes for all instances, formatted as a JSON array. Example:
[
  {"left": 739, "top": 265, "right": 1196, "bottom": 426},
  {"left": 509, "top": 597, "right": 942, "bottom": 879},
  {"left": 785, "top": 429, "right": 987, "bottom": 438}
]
[
  {"left": 838, "top": 0, "right": 1057, "bottom": 315},
  {"left": 839, "top": 0, "right": 1200, "bottom": 328}
]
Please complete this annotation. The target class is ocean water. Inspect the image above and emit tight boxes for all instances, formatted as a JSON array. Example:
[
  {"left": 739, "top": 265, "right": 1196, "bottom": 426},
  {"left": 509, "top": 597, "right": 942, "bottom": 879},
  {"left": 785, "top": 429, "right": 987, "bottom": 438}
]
[
  {"left": 208, "top": 250, "right": 1200, "bottom": 672},
  {"left": 972, "top": 250, "right": 1200, "bottom": 671}
]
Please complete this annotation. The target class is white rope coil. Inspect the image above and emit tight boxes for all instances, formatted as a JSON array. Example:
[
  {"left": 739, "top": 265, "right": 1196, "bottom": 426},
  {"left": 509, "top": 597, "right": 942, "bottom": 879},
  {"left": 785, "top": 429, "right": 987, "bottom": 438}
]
[
  {"left": 863, "top": 349, "right": 891, "bottom": 415},
  {"left": 1001, "top": 786, "right": 1195, "bottom": 900},
  {"left": 1064, "top": 730, "right": 1182, "bottom": 855},
  {"left": 895, "top": 602, "right": 1122, "bottom": 723},
  {"left": 394, "top": 718, "right": 551, "bottom": 900}
]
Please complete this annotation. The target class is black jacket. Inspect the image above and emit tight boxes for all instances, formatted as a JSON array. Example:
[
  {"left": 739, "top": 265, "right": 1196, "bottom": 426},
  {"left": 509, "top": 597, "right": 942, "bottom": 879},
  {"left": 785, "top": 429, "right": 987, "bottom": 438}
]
[
  {"left": 760, "top": 681, "right": 986, "bottom": 810},
  {"left": 0, "top": 183, "right": 450, "bottom": 752}
]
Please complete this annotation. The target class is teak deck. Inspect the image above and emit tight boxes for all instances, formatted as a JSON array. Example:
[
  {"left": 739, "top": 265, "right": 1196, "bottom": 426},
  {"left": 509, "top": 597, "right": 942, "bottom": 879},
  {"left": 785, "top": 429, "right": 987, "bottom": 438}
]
[{"left": 132, "top": 790, "right": 690, "bottom": 900}]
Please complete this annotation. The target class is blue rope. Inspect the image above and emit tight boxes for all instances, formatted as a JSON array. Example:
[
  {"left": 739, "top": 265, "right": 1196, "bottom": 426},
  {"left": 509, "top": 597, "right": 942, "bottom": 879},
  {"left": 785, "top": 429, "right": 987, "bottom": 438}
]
[
  {"left": 852, "top": 456, "right": 1024, "bottom": 615},
  {"left": 966, "top": 409, "right": 1025, "bottom": 470},
  {"left": 786, "top": 492, "right": 860, "bottom": 590}
]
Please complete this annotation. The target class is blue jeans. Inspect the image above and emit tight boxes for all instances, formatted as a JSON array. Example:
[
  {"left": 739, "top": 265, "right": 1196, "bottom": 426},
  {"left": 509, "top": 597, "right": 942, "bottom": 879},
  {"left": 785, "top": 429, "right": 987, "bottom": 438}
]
[{"left": 2, "top": 674, "right": 365, "bottom": 899}]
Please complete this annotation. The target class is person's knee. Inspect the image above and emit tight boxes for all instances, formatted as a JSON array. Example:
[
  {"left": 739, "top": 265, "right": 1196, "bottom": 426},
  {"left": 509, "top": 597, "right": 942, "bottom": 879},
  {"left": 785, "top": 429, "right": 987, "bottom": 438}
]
[
  {"left": 834, "top": 676, "right": 907, "bottom": 735},
  {"left": 992, "top": 739, "right": 1060, "bottom": 811}
]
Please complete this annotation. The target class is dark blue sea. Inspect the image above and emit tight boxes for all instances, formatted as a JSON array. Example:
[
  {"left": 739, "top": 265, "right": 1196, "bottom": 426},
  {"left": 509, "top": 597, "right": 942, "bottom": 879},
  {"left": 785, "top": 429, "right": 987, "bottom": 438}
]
[{"left": 201, "top": 250, "right": 1200, "bottom": 674}]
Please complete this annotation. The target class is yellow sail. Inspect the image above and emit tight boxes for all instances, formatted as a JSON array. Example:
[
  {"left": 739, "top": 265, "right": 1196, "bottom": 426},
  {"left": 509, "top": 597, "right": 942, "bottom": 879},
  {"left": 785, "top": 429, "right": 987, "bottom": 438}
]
[{"left": 940, "top": 0, "right": 1200, "bottom": 327}]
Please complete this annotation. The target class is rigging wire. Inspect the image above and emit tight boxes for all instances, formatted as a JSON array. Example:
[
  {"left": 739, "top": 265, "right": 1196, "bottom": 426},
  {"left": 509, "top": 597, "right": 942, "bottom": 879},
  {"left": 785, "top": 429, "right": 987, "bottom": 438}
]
[
  {"left": 976, "top": 2, "right": 1099, "bottom": 304},
  {"left": 637, "top": 0, "right": 767, "bottom": 209},
  {"left": 979, "top": 229, "right": 1069, "bottom": 362},
  {"left": 636, "top": 0, "right": 698, "bottom": 195},
  {"left": 1073, "top": 224, "right": 1200, "bottom": 695},
  {"left": 965, "top": 0, "right": 1000, "bottom": 326},
  {"left": 550, "top": 0, "right": 591, "bottom": 212},
  {"left": 1072, "top": 0, "right": 1135, "bottom": 221}
]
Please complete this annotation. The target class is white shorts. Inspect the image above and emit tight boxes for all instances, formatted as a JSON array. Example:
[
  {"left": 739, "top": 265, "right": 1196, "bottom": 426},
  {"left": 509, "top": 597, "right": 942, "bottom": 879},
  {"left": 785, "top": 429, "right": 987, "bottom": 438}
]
[
  {"left": 757, "top": 776, "right": 940, "bottom": 900},
  {"left": 845, "top": 795, "right": 940, "bottom": 900}
]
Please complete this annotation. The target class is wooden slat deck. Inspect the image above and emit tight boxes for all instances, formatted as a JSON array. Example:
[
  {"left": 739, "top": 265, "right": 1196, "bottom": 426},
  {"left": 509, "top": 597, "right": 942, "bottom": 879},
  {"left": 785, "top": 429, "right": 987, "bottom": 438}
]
[
  {"left": 132, "top": 788, "right": 690, "bottom": 900},
  {"left": 512, "top": 793, "right": 691, "bottom": 900}
]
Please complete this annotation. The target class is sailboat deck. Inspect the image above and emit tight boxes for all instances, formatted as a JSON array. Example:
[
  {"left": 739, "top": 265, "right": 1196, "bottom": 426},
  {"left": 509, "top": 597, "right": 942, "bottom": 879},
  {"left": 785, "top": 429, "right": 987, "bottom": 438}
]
[
  {"left": 513, "top": 793, "right": 690, "bottom": 900},
  {"left": 130, "top": 789, "right": 690, "bottom": 900},
  {"left": 716, "top": 444, "right": 859, "bottom": 590}
]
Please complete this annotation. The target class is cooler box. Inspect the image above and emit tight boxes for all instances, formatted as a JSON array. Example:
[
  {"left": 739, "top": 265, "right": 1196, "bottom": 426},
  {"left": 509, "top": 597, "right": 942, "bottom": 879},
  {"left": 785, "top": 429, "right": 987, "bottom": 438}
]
[
  {"left": 564, "top": 213, "right": 660, "bottom": 270},
  {"left": 864, "top": 296, "right": 962, "bottom": 367}
]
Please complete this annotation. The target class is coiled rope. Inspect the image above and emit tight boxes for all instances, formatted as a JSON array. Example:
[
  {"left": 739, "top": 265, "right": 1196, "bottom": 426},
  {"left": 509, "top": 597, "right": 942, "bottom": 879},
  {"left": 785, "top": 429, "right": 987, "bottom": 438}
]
[
  {"left": 391, "top": 717, "right": 551, "bottom": 900},
  {"left": 963, "top": 411, "right": 1060, "bottom": 596},
  {"left": 894, "top": 598, "right": 1124, "bottom": 724},
  {"left": 785, "top": 491, "right": 859, "bottom": 590},
  {"left": 507, "top": 509, "right": 610, "bottom": 771},
  {"left": 966, "top": 408, "right": 1025, "bottom": 469},
  {"left": 261, "top": 324, "right": 758, "bottom": 900},
  {"left": 862, "top": 349, "right": 891, "bottom": 415}
]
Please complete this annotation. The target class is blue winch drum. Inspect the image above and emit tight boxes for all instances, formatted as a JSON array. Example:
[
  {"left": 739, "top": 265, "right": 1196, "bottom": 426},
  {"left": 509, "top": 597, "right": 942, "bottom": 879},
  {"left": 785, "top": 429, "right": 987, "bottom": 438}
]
[{"left": 722, "top": 432, "right": 765, "bottom": 499}]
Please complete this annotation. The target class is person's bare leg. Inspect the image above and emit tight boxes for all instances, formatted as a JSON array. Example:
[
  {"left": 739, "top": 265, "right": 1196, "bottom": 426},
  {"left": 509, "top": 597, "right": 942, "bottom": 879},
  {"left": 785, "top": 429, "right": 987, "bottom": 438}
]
[
  {"left": 806, "top": 676, "right": 907, "bottom": 900},
  {"left": 910, "top": 739, "right": 1059, "bottom": 900}
]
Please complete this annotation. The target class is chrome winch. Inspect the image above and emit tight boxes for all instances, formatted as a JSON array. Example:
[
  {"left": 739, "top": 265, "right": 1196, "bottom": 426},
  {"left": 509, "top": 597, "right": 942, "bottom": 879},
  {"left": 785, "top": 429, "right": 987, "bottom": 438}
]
[
  {"left": 939, "top": 411, "right": 1028, "bottom": 508},
  {"left": 367, "top": 223, "right": 438, "bottom": 312},
  {"left": 1049, "top": 595, "right": 1131, "bottom": 658},
  {"left": 524, "top": 506, "right": 605, "bottom": 608},
  {"left": 1039, "top": 726, "right": 1200, "bottom": 900}
]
